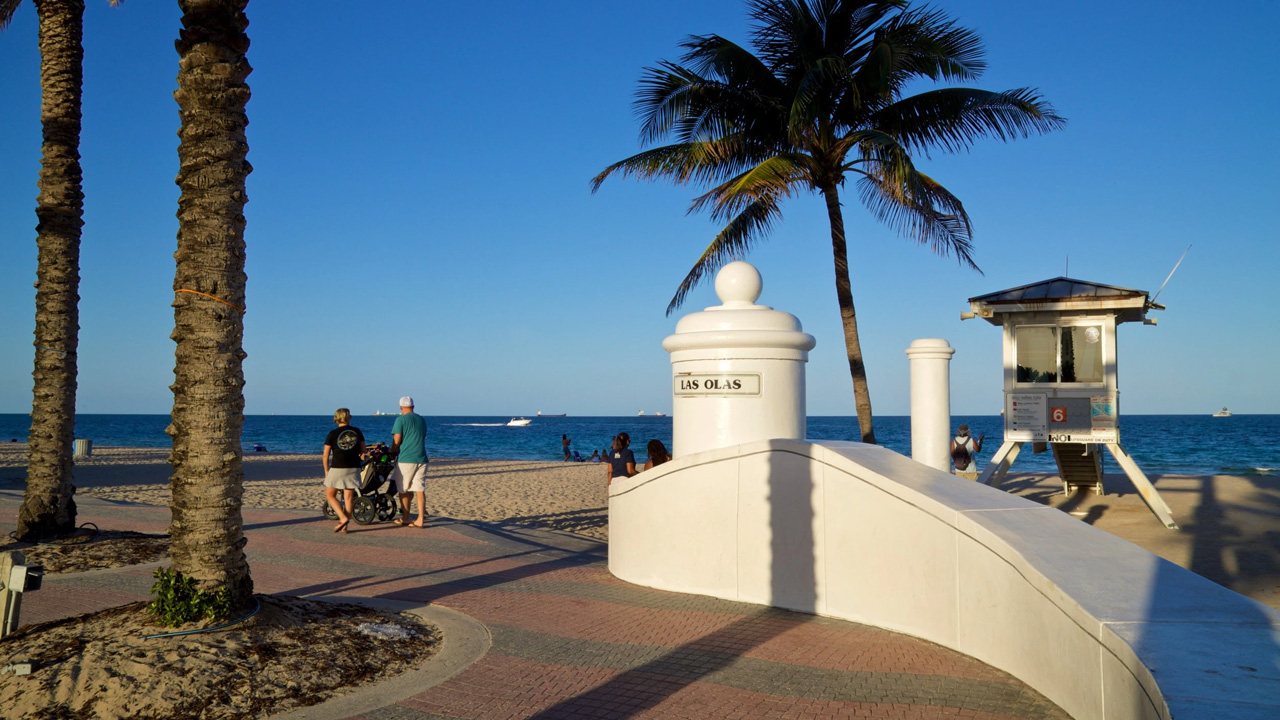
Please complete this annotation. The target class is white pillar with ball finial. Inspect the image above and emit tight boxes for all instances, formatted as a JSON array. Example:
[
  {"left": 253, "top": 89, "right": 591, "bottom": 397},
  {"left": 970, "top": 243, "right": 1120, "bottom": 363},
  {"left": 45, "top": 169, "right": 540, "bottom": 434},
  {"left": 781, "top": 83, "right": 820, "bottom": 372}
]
[{"left": 662, "top": 261, "right": 816, "bottom": 458}]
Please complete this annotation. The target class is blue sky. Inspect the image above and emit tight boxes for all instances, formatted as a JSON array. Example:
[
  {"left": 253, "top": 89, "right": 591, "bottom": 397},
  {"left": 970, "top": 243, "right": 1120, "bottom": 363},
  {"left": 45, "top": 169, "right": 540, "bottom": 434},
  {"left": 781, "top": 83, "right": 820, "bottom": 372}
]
[{"left": 2, "top": 0, "right": 1277, "bottom": 418}]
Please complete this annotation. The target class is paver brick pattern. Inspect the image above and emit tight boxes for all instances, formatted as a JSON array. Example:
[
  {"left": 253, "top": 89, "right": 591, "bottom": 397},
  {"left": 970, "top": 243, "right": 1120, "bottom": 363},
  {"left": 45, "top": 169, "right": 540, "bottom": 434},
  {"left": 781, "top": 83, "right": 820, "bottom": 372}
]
[{"left": 16, "top": 501, "right": 1071, "bottom": 719}]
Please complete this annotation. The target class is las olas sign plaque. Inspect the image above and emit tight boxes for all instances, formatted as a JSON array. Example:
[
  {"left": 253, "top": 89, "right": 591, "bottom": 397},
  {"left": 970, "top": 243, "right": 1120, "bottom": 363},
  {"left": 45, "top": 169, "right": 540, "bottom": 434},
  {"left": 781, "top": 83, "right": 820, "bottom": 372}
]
[{"left": 674, "top": 373, "right": 762, "bottom": 397}]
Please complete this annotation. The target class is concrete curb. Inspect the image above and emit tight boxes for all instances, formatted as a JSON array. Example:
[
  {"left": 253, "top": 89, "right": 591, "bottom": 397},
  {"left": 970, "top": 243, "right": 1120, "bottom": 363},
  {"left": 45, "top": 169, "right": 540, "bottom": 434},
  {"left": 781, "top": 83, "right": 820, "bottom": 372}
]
[{"left": 265, "top": 596, "right": 491, "bottom": 720}]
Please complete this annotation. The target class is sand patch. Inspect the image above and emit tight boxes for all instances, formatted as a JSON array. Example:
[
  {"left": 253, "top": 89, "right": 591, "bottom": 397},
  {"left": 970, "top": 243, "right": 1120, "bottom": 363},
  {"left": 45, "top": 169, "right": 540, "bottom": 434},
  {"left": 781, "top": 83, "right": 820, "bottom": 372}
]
[
  {"left": 0, "top": 529, "right": 169, "bottom": 573},
  {"left": 0, "top": 595, "right": 440, "bottom": 720}
]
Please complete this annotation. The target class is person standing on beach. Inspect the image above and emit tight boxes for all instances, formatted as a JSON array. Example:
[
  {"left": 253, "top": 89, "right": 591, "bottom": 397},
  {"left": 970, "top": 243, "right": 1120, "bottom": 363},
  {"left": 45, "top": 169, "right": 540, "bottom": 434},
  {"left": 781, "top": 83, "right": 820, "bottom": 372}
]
[
  {"left": 606, "top": 432, "right": 636, "bottom": 485},
  {"left": 950, "top": 424, "right": 985, "bottom": 480},
  {"left": 391, "top": 396, "right": 430, "bottom": 527},
  {"left": 323, "top": 408, "right": 365, "bottom": 534},
  {"left": 562, "top": 434, "right": 571, "bottom": 462}
]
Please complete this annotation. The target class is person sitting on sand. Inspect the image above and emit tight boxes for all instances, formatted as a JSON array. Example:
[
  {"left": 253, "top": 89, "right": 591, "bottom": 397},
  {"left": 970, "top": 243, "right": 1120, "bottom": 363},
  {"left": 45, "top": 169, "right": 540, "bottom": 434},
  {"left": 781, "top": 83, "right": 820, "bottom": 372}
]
[
  {"left": 589, "top": 450, "right": 601, "bottom": 463},
  {"left": 643, "top": 439, "right": 670, "bottom": 470},
  {"left": 323, "top": 408, "right": 365, "bottom": 534},
  {"left": 392, "top": 396, "right": 430, "bottom": 528},
  {"left": 606, "top": 432, "right": 636, "bottom": 485}
]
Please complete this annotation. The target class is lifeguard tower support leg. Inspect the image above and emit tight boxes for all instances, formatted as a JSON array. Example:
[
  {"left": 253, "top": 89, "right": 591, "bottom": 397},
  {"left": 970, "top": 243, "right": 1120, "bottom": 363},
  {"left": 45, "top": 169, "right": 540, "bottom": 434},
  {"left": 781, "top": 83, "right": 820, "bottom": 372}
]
[
  {"left": 1105, "top": 443, "right": 1178, "bottom": 529},
  {"left": 978, "top": 441, "right": 1023, "bottom": 487}
]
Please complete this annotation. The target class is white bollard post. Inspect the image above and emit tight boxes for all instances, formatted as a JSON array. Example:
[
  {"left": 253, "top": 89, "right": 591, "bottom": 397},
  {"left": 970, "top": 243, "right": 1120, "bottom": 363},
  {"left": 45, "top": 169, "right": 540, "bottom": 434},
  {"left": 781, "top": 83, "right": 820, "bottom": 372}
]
[
  {"left": 905, "top": 338, "right": 954, "bottom": 472},
  {"left": 663, "top": 262, "right": 816, "bottom": 459}
]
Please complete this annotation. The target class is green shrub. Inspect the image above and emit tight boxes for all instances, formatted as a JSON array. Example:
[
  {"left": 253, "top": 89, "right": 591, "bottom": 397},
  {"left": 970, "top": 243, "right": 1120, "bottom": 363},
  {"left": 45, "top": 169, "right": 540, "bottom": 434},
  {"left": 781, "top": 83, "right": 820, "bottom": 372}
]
[{"left": 147, "top": 567, "right": 235, "bottom": 627}]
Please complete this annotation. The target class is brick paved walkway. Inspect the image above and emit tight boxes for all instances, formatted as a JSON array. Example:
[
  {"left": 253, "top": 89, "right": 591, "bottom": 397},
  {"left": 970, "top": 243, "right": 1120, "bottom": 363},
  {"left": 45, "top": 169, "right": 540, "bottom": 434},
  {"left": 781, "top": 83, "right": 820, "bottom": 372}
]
[{"left": 8, "top": 496, "right": 1070, "bottom": 719}]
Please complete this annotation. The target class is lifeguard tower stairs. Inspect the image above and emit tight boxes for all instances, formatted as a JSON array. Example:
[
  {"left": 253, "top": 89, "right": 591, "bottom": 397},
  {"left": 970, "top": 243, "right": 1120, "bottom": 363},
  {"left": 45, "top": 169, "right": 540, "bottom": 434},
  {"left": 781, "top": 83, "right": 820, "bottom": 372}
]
[
  {"left": 963, "top": 277, "right": 1177, "bottom": 529},
  {"left": 1051, "top": 442, "right": 1103, "bottom": 494}
]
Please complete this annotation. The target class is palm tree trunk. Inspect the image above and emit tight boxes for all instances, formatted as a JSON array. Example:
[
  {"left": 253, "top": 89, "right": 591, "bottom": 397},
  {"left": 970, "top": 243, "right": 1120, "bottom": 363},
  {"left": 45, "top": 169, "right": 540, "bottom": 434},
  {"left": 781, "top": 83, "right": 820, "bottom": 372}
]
[
  {"left": 822, "top": 185, "right": 876, "bottom": 444},
  {"left": 17, "top": 0, "right": 86, "bottom": 542},
  {"left": 167, "top": 0, "right": 254, "bottom": 608}
]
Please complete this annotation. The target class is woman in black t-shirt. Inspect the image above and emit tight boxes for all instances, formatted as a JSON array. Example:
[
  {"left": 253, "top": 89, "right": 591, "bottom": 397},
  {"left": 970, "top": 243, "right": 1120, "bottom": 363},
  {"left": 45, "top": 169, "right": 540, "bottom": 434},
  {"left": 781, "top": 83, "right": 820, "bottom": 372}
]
[
  {"left": 606, "top": 432, "right": 636, "bottom": 485},
  {"left": 323, "top": 408, "right": 366, "bottom": 533}
]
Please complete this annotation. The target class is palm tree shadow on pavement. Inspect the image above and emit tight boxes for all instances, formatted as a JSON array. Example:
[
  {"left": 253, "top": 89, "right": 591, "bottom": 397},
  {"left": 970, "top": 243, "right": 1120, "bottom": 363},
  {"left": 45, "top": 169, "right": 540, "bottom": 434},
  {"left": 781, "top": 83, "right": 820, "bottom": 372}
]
[
  {"left": 277, "top": 519, "right": 604, "bottom": 603},
  {"left": 522, "top": 609, "right": 811, "bottom": 719},
  {"left": 498, "top": 507, "right": 608, "bottom": 536},
  {"left": 524, "top": 439, "right": 825, "bottom": 718}
]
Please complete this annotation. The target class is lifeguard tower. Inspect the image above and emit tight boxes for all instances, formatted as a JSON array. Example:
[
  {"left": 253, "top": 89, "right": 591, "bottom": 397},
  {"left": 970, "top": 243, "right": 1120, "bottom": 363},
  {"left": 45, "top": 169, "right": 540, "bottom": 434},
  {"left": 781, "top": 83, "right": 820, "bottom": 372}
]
[{"left": 963, "top": 277, "right": 1177, "bottom": 529}]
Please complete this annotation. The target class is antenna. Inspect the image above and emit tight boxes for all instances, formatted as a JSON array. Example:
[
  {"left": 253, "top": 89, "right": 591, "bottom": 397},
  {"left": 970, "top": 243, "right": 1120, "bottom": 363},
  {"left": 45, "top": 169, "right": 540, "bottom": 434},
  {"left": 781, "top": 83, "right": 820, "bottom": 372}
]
[
  {"left": 1065, "top": 255, "right": 1069, "bottom": 277},
  {"left": 1150, "top": 245, "right": 1191, "bottom": 304}
]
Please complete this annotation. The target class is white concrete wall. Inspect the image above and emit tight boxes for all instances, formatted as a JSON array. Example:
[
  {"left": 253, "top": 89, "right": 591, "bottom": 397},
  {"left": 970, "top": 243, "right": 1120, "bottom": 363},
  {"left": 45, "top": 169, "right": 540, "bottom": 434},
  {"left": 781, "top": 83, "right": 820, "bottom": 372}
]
[{"left": 609, "top": 440, "right": 1280, "bottom": 720}]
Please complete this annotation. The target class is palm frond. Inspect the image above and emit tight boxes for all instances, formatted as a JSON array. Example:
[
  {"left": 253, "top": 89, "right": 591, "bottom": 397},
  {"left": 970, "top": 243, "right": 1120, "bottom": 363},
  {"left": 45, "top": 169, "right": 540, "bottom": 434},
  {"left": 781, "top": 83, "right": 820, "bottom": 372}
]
[
  {"left": 843, "top": 127, "right": 914, "bottom": 184},
  {"left": 885, "top": 6, "right": 986, "bottom": 82},
  {"left": 635, "top": 61, "right": 788, "bottom": 152},
  {"left": 680, "top": 33, "right": 786, "bottom": 98},
  {"left": 668, "top": 195, "right": 783, "bottom": 314},
  {"left": 1, "top": 0, "right": 23, "bottom": 31},
  {"left": 874, "top": 87, "right": 1066, "bottom": 155},
  {"left": 748, "top": 0, "right": 808, "bottom": 72},
  {"left": 789, "top": 54, "right": 853, "bottom": 135},
  {"left": 856, "top": 169, "right": 978, "bottom": 271},
  {"left": 845, "top": 5, "right": 986, "bottom": 115},
  {"left": 590, "top": 141, "right": 761, "bottom": 193},
  {"left": 635, "top": 62, "right": 715, "bottom": 144},
  {"left": 689, "top": 153, "right": 809, "bottom": 220}
]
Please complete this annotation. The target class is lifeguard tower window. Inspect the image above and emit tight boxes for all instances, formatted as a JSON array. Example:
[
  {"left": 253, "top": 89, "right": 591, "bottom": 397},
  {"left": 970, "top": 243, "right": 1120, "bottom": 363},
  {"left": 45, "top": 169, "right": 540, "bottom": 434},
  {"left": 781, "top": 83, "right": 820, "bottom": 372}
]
[{"left": 1015, "top": 324, "right": 1104, "bottom": 384}]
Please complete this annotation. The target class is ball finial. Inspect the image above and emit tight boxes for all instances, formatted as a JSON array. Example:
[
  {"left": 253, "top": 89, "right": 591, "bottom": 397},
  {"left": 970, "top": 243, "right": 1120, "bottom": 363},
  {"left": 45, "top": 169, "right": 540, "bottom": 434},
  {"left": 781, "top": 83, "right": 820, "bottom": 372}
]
[{"left": 715, "top": 261, "right": 763, "bottom": 306}]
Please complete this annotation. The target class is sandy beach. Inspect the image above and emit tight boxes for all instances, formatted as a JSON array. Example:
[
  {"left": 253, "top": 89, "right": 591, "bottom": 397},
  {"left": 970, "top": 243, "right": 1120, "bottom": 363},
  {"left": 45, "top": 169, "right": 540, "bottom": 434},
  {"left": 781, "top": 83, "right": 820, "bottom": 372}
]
[
  {"left": 0, "top": 443, "right": 610, "bottom": 540},
  {"left": 3, "top": 443, "right": 1278, "bottom": 608}
]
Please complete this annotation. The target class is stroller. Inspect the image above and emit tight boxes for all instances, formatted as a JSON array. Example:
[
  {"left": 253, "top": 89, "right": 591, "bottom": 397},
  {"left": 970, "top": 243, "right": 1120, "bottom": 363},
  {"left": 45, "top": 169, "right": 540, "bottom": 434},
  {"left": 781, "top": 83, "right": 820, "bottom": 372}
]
[{"left": 322, "top": 442, "right": 399, "bottom": 525}]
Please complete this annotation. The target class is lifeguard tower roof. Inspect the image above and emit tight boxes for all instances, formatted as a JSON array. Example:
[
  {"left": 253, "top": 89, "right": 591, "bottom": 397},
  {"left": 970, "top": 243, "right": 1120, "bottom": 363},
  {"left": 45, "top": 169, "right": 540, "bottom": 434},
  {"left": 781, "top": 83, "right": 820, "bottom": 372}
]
[{"left": 967, "top": 276, "right": 1163, "bottom": 326}]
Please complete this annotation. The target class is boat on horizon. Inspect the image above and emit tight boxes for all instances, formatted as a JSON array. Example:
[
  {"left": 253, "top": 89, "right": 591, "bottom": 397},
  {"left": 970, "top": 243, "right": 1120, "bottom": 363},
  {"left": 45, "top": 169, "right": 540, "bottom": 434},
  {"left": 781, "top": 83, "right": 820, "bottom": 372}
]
[
  {"left": 536, "top": 411, "right": 567, "bottom": 417},
  {"left": 371, "top": 410, "right": 395, "bottom": 416},
  {"left": 1212, "top": 407, "right": 1233, "bottom": 418},
  {"left": 507, "top": 417, "right": 532, "bottom": 427}
]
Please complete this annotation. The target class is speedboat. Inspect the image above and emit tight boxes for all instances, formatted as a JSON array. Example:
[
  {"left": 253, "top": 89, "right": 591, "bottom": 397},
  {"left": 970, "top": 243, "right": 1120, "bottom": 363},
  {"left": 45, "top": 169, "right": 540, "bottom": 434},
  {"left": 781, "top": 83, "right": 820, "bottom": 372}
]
[
  {"left": 507, "top": 417, "right": 532, "bottom": 427},
  {"left": 1212, "top": 407, "right": 1232, "bottom": 418}
]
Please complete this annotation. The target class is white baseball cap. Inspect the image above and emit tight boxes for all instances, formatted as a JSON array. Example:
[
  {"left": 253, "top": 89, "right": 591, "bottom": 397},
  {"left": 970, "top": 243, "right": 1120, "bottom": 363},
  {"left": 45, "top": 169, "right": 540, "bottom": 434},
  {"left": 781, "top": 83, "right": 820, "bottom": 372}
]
[{"left": 399, "top": 396, "right": 414, "bottom": 408}]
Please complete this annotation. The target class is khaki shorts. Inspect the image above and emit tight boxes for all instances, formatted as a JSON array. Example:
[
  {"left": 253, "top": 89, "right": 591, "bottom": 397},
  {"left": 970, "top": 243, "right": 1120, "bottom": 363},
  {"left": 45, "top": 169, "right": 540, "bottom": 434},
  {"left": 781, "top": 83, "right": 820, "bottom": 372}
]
[
  {"left": 325, "top": 467, "right": 361, "bottom": 490},
  {"left": 396, "top": 462, "right": 428, "bottom": 493}
]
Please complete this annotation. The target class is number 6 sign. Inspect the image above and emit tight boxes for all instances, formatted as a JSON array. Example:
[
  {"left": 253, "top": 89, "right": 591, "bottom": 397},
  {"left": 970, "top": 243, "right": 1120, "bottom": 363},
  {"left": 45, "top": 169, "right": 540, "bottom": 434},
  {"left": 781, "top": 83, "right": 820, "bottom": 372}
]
[{"left": 1050, "top": 407, "right": 1067, "bottom": 423}]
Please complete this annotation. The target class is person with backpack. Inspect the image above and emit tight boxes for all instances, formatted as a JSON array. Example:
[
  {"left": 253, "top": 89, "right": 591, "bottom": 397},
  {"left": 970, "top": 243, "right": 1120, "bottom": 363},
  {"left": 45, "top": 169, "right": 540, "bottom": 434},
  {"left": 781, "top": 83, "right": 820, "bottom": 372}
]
[{"left": 950, "top": 424, "right": 985, "bottom": 480}]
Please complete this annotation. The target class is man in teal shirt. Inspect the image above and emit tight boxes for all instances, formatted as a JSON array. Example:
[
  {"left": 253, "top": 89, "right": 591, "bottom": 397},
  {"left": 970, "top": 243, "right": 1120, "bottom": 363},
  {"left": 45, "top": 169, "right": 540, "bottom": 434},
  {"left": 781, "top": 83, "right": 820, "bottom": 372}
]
[{"left": 391, "top": 395, "right": 429, "bottom": 527}]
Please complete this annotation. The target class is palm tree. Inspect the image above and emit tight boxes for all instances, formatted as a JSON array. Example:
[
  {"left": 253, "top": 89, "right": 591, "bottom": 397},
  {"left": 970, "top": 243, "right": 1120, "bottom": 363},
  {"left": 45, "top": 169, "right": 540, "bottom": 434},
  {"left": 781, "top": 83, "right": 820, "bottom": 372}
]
[
  {"left": 4, "top": 0, "right": 120, "bottom": 542},
  {"left": 166, "top": 0, "right": 254, "bottom": 609},
  {"left": 593, "top": 0, "right": 1064, "bottom": 443}
]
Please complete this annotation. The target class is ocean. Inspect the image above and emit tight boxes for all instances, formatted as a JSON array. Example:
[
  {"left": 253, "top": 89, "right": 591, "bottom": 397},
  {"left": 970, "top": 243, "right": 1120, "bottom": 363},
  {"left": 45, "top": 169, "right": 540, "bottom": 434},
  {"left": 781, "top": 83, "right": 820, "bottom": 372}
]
[{"left": 1, "top": 413, "right": 1276, "bottom": 477}]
